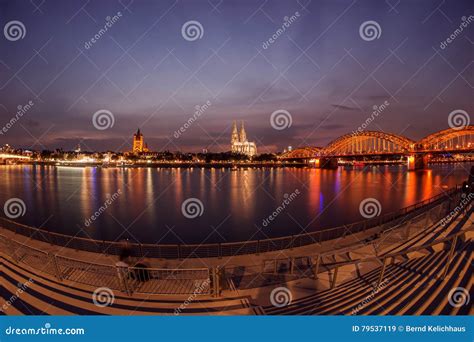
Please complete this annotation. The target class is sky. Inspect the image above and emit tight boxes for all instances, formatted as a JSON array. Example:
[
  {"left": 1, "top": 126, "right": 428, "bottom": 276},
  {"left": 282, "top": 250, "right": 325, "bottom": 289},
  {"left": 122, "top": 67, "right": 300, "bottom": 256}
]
[{"left": 0, "top": 0, "right": 472, "bottom": 153}]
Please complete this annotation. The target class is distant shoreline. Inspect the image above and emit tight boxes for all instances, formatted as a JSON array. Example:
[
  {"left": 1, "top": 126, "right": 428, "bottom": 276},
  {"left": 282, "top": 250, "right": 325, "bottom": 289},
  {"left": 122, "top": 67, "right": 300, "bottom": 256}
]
[
  {"left": 3, "top": 160, "right": 468, "bottom": 168},
  {"left": 1, "top": 160, "right": 472, "bottom": 169},
  {"left": 2, "top": 161, "right": 306, "bottom": 168}
]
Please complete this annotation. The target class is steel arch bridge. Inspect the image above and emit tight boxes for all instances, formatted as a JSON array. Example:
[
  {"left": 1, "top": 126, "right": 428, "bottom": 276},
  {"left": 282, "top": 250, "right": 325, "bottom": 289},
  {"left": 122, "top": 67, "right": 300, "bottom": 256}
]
[
  {"left": 279, "top": 126, "right": 474, "bottom": 161},
  {"left": 279, "top": 147, "right": 321, "bottom": 160},
  {"left": 417, "top": 126, "right": 474, "bottom": 152},
  {"left": 321, "top": 131, "right": 415, "bottom": 156}
]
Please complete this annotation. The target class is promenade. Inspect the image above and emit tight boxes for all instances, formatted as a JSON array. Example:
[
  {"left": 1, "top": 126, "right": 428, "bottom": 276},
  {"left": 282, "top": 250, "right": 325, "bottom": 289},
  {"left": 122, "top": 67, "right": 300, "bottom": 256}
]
[{"left": 0, "top": 187, "right": 472, "bottom": 315}]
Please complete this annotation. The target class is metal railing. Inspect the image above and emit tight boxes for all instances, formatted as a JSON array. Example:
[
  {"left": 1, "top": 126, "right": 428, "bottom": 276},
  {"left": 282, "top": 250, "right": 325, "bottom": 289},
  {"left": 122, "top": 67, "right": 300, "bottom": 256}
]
[
  {"left": 0, "top": 187, "right": 461, "bottom": 259},
  {"left": 224, "top": 202, "right": 473, "bottom": 291},
  {"left": 0, "top": 236, "right": 211, "bottom": 296}
]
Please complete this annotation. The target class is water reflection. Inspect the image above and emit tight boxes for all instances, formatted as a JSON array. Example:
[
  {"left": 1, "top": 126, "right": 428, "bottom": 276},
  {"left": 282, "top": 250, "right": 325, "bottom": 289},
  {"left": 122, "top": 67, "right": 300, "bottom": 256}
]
[{"left": 0, "top": 164, "right": 470, "bottom": 244}]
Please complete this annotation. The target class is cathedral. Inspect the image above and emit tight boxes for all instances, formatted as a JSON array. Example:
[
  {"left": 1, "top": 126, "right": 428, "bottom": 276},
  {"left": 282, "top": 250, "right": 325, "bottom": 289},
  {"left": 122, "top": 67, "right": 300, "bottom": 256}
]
[{"left": 231, "top": 121, "right": 257, "bottom": 156}]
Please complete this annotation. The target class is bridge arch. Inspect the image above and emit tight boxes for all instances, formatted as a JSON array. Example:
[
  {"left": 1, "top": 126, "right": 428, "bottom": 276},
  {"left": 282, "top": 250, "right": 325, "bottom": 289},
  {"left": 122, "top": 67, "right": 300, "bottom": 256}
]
[
  {"left": 416, "top": 126, "right": 474, "bottom": 151},
  {"left": 279, "top": 147, "right": 321, "bottom": 160},
  {"left": 320, "top": 131, "right": 415, "bottom": 156}
]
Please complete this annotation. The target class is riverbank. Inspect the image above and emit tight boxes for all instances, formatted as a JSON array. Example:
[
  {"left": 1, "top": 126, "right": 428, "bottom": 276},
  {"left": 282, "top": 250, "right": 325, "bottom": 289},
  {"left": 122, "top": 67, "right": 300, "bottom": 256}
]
[{"left": 3, "top": 159, "right": 472, "bottom": 168}]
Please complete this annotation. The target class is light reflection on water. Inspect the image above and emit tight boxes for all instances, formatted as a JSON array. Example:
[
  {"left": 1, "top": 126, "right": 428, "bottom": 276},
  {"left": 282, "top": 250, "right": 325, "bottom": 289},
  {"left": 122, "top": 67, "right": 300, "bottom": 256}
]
[{"left": 0, "top": 163, "right": 470, "bottom": 244}]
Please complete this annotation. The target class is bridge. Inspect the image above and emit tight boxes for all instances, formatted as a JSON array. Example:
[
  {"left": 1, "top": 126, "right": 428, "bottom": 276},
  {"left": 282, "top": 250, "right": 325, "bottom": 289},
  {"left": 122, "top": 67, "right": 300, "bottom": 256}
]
[
  {"left": 0, "top": 153, "right": 31, "bottom": 163},
  {"left": 280, "top": 126, "right": 474, "bottom": 170}
]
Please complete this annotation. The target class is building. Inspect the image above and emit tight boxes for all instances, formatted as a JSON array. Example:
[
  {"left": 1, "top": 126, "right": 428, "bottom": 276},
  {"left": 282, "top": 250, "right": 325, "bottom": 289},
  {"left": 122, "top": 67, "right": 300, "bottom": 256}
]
[
  {"left": 132, "top": 128, "right": 149, "bottom": 153},
  {"left": 231, "top": 121, "right": 257, "bottom": 156}
]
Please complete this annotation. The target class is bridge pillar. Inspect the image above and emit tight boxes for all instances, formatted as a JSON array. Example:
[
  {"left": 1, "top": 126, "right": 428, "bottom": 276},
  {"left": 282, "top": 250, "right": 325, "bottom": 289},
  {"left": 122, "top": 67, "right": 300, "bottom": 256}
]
[
  {"left": 314, "top": 157, "right": 338, "bottom": 169},
  {"left": 407, "top": 154, "right": 429, "bottom": 171}
]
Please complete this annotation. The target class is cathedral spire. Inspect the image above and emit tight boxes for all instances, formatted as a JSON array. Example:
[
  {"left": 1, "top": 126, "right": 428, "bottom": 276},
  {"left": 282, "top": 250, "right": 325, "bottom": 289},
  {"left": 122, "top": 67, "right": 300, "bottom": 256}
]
[
  {"left": 239, "top": 120, "right": 247, "bottom": 142},
  {"left": 231, "top": 121, "right": 239, "bottom": 144}
]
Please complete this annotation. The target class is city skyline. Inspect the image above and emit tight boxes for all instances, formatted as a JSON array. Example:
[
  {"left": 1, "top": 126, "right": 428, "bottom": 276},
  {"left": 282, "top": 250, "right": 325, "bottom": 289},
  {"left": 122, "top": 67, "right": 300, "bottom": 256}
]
[
  {"left": 0, "top": 0, "right": 472, "bottom": 327},
  {"left": 0, "top": 0, "right": 472, "bottom": 153}
]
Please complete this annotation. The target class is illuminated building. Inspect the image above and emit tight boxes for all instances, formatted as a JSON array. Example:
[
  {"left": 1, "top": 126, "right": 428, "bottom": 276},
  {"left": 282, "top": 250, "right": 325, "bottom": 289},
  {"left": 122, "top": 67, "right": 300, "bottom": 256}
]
[
  {"left": 133, "top": 128, "right": 149, "bottom": 153},
  {"left": 231, "top": 121, "right": 257, "bottom": 156}
]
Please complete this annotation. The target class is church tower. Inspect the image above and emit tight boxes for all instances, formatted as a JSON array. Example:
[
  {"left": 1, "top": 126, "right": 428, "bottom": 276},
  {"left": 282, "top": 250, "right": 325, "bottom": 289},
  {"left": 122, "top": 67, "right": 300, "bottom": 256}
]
[
  {"left": 239, "top": 121, "right": 247, "bottom": 142},
  {"left": 231, "top": 121, "right": 239, "bottom": 145},
  {"left": 133, "top": 128, "right": 144, "bottom": 153}
]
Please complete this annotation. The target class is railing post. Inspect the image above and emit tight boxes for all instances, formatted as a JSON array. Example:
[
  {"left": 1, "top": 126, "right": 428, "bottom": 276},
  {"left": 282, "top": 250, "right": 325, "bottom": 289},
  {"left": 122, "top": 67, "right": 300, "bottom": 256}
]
[
  {"left": 212, "top": 267, "right": 221, "bottom": 297},
  {"left": 331, "top": 266, "right": 338, "bottom": 289},
  {"left": 313, "top": 254, "right": 321, "bottom": 279},
  {"left": 216, "top": 267, "right": 221, "bottom": 297},
  {"left": 207, "top": 268, "right": 213, "bottom": 295},
  {"left": 218, "top": 243, "right": 222, "bottom": 259},
  {"left": 377, "top": 257, "right": 387, "bottom": 288},
  {"left": 211, "top": 267, "right": 216, "bottom": 296},
  {"left": 404, "top": 220, "right": 411, "bottom": 239},
  {"left": 441, "top": 236, "right": 458, "bottom": 280},
  {"left": 50, "top": 253, "right": 62, "bottom": 280},
  {"left": 290, "top": 258, "right": 295, "bottom": 275},
  {"left": 177, "top": 244, "right": 181, "bottom": 260}
]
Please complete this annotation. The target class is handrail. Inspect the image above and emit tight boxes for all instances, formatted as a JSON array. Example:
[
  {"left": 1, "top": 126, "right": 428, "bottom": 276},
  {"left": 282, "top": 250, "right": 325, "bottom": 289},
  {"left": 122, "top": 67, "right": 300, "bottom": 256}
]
[
  {"left": 224, "top": 208, "right": 472, "bottom": 278},
  {"left": 315, "top": 201, "right": 473, "bottom": 269},
  {"left": 126, "top": 266, "right": 210, "bottom": 273},
  {"left": 320, "top": 220, "right": 472, "bottom": 270},
  {"left": 225, "top": 199, "right": 472, "bottom": 271},
  {"left": 50, "top": 250, "right": 210, "bottom": 273},
  {"left": 0, "top": 187, "right": 461, "bottom": 258}
]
